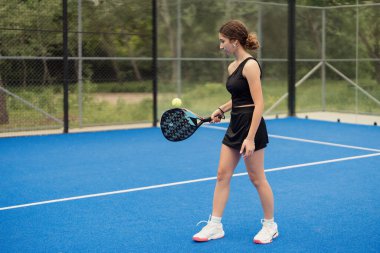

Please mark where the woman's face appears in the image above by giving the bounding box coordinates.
[219,33,236,55]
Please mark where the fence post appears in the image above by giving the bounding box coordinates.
[152,0,158,127]
[78,0,83,127]
[321,8,326,111]
[63,0,69,133]
[288,0,296,116]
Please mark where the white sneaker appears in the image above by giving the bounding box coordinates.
[192,218,225,242]
[253,219,279,244]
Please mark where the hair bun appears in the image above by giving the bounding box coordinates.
[246,33,260,51]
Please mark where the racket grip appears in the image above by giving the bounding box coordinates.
[203,117,212,122]
[203,115,222,122]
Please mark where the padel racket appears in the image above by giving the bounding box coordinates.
[160,108,215,142]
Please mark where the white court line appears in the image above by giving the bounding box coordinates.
[204,125,380,152]
[1,152,380,211]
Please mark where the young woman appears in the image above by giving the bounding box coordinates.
[192,20,278,244]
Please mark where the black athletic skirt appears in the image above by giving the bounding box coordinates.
[222,106,269,151]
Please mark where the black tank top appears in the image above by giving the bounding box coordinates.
[226,57,262,107]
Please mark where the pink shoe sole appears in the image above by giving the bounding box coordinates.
[253,232,278,244]
[193,235,224,242]
[193,237,209,242]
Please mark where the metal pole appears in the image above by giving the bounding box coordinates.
[326,62,380,106]
[321,8,326,111]
[152,0,158,127]
[264,62,322,116]
[288,0,296,116]
[257,4,262,63]
[0,86,63,124]
[78,0,83,127]
[355,0,359,114]
[63,0,69,133]
[176,0,182,97]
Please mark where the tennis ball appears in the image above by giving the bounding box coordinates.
[171,98,182,107]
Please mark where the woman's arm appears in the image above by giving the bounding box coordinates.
[219,100,232,114]
[241,59,264,157]
[211,100,232,122]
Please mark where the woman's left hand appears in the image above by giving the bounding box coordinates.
[240,139,255,159]
[210,109,223,123]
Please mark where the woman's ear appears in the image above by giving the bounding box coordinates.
[231,39,238,48]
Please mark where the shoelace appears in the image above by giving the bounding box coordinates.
[196,215,212,227]
[196,220,208,226]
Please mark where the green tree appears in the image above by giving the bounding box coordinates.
[298,0,380,84]
[359,6,380,83]
[79,0,151,82]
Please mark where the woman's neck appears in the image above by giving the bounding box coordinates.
[234,48,251,63]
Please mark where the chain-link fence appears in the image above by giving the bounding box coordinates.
[1,1,64,133]
[293,3,380,117]
[0,0,153,135]
[157,0,380,118]
[156,0,289,118]
[1,0,379,136]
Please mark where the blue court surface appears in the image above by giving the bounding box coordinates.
[1,118,379,252]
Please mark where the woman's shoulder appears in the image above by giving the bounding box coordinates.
[244,57,260,70]
[242,58,261,77]
[244,58,259,68]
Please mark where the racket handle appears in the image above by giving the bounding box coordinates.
[203,115,222,122]
[203,117,212,122]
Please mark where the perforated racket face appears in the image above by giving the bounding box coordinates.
[160,109,200,141]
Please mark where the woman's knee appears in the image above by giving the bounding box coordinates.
[217,168,233,182]
[248,173,267,188]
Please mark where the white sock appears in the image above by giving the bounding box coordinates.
[263,218,275,226]
[210,216,222,224]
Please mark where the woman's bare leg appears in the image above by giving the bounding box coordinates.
[212,144,241,217]
[244,149,274,219]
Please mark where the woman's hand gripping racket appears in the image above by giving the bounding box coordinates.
[160,108,221,142]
